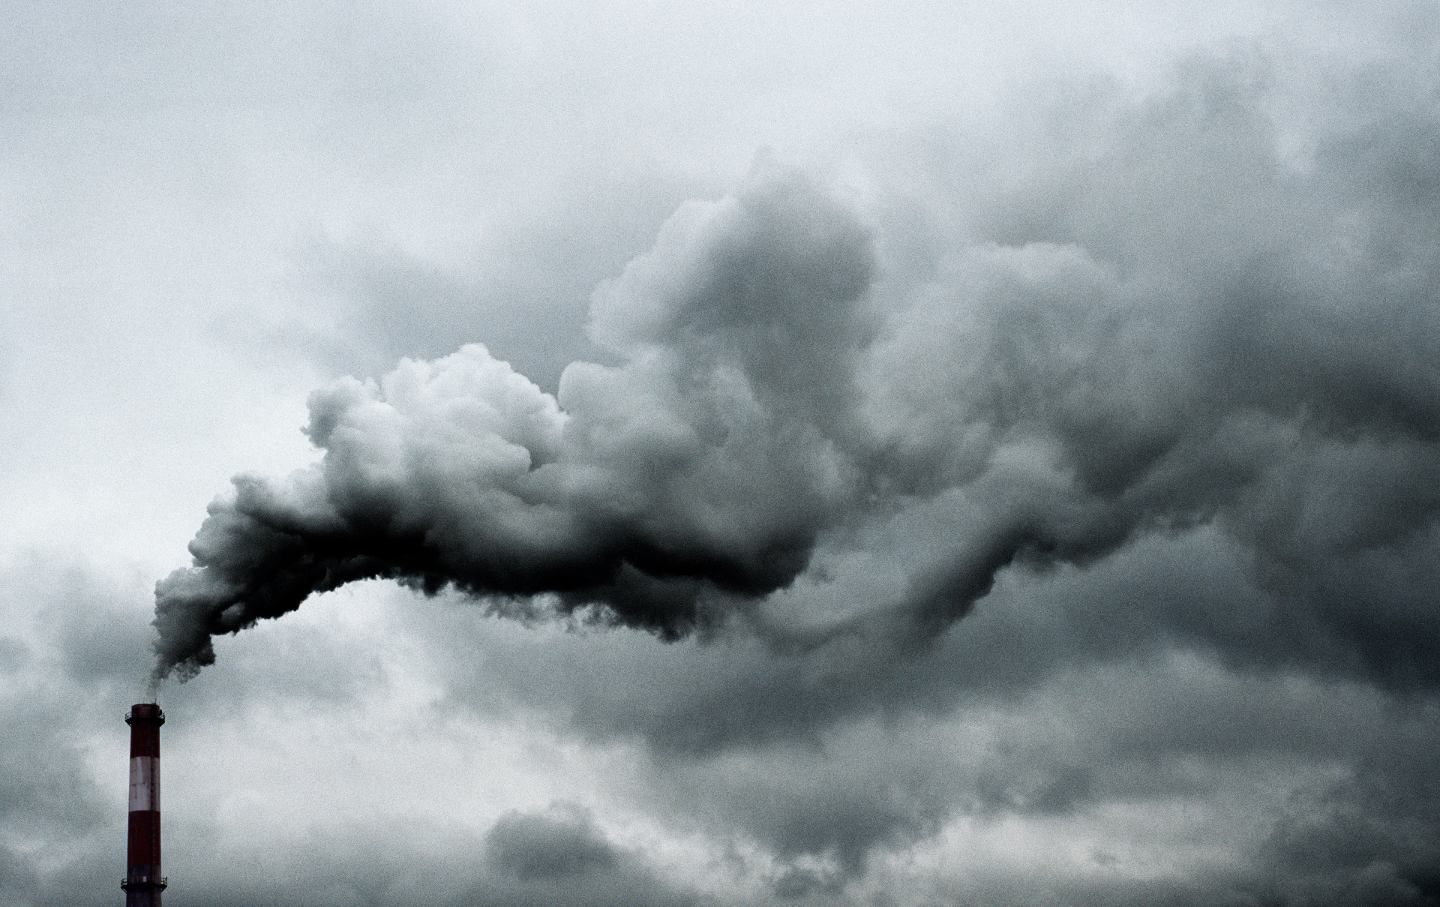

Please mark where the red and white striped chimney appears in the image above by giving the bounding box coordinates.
[124,703,166,906]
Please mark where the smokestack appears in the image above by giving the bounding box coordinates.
[123,703,166,906]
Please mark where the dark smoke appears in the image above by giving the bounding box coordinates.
[154,165,879,679]
[153,68,1440,684]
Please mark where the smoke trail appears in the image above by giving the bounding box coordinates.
[153,166,878,679]
[154,69,1440,685]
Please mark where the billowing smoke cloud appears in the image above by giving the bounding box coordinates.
[154,165,879,679]
[154,62,1440,685]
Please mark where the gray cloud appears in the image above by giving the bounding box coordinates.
[1264,771,1440,905]
[150,802,705,907]
[259,173,698,390]
[0,555,148,906]
[475,802,705,907]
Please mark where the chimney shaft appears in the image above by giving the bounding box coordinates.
[124,703,166,906]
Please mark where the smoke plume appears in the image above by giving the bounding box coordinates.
[154,71,1440,684]
[154,166,879,678]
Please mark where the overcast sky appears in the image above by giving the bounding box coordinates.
[3,2,1439,905]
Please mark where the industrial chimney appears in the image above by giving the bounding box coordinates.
[123,703,166,906]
